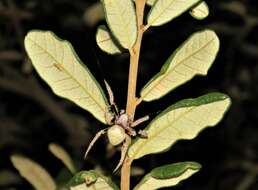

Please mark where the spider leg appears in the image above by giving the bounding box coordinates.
[104,80,119,114]
[104,80,114,105]
[131,115,150,127]
[138,130,148,138]
[84,129,107,159]
[113,134,131,173]
[105,108,115,125]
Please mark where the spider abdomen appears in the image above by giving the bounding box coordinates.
[107,125,126,146]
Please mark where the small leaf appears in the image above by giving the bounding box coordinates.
[24,30,109,124]
[101,0,137,49]
[10,155,56,190]
[96,25,122,55]
[48,143,77,174]
[134,162,201,190]
[140,30,219,102]
[190,1,209,20]
[147,0,200,27]
[128,93,231,160]
[66,170,119,190]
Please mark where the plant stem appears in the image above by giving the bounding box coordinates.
[122,0,146,190]
[126,0,146,118]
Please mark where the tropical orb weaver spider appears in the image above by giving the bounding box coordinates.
[84,81,149,172]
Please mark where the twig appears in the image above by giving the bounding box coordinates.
[122,0,146,190]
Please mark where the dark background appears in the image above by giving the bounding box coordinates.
[0,0,258,189]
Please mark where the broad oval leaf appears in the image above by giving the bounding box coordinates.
[134,162,201,190]
[10,155,56,190]
[101,0,137,49]
[66,170,118,190]
[96,25,122,55]
[24,30,108,124]
[128,93,231,160]
[147,0,200,27]
[49,143,76,174]
[190,1,209,20]
[140,30,219,102]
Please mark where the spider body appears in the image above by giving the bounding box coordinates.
[107,125,125,146]
[84,81,149,171]
[106,109,137,138]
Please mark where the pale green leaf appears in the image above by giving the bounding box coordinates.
[10,155,56,190]
[190,1,209,20]
[140,30,219,102]
[48,143,77,174]
[66,170,118,190]
[96,25,122,54]
[24,30,108,124]
[134,162,201,190]
[128,93,231,160]
[146,0,156,6]
[101,0,137,49]
[147,0,200,27]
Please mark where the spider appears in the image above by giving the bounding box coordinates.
[84,81,149,172]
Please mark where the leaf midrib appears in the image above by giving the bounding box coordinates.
[27,37,106,115]
[148,0,197,26]
[130,105,197,159]
[141,35,216,100]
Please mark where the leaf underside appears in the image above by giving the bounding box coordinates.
[96,25,122,54]
[128,93,231,160]
[67,170,118,190]
[24,30,108,124]
[101,0,137,49]
[146,0,156,6]
[140,30,220,102]
[48,143,76,174]
[134,162,201,190]
[10,155,56,190]
[190,1,209,20]
[147,0,200,26]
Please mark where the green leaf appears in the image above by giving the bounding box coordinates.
[128,93,231,160]
[24,30,109,124]
[140,30,219,102]
[66,170,119,190]
[48,143,77,174]
[190,1,209,20]
[146,0,156,6]
[10,155,56,190]
[147,0,200,27]
[101,0,137,49]
[134,162,200,190]
[134,162,201,190]
[96,25,122,55]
